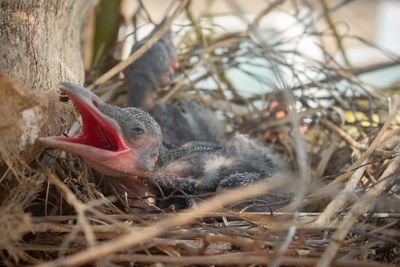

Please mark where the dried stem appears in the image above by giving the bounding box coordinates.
[37,177,286,267]
[88,0,189,89]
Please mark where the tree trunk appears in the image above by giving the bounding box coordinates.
[0,0,98,216]
[0,0,98,161]
[0,1,97,91]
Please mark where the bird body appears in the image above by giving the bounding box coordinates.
[40,83,289,213]
[150,101,226,149]
[125,18,178,108]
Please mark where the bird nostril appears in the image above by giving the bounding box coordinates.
[92,100,99,108]
[59,91,69,102]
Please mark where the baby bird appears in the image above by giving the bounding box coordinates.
[41,83,289,212]
[125,17,179,108]
[150,100,226,149]
[124,19,225,149]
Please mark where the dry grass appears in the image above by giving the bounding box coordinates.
[1,0,400,266]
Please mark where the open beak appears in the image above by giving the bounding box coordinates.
[40,83,132,174]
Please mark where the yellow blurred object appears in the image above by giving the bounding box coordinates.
[344,110,400,127]
[344,111,379,127]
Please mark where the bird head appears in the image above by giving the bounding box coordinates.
[125,18,179,108]
[40,83,162,177]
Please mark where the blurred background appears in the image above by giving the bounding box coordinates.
[88,0,400,79]
[87,0,400,100]
[81,1,400,177]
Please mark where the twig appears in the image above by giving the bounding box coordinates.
[109,253,395,267]
[17,245,79,253]
[315,97,400,267]
[316,148,400,267]
[43,169,97,248]
[88,0,189,89]
[252,0,285,27]
[30,211,400,223]
[315,135,340,179]
[160,58,207,102]
[319,0,351,67]
[320,118,367,150]
[36,177,287,267]
[160,35,249,103]
[270,225,297,267]
[249,107,324,134]
[315,160,367,225]
[248,61,399,97]
[310,95,398,199]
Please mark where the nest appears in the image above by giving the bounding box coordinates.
[1,1,400,266]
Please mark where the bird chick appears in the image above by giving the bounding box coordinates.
[125,17,178,108]
[124,18,225,149]
[150,100,226,149]
[41,83,289,212]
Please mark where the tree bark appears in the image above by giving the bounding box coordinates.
[0,0,98,161]
[0,0,98,215]
[0,0,97,91]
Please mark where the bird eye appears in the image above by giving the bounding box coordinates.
[132,127,144,136]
